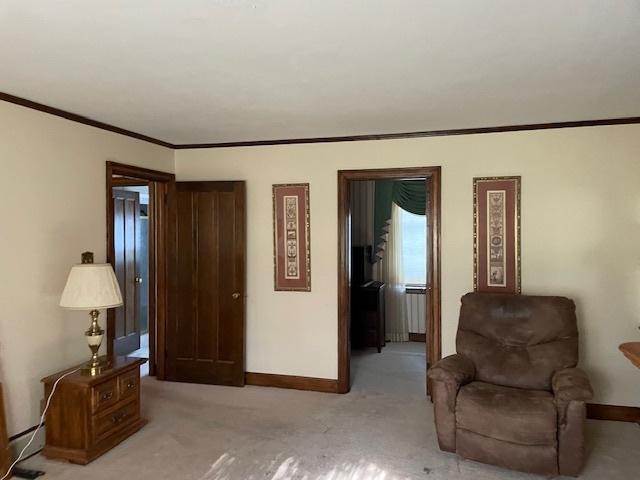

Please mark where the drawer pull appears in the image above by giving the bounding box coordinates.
[111,412,127,424]
[101,392,113,401]
[126,381,136,389]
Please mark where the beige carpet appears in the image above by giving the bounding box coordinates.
[22,342,640,479]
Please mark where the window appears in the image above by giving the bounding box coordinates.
[399,206,427,285]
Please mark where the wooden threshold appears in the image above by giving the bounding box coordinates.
[408,333,426,343]
[245,372,339,393]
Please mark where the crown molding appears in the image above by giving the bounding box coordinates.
[3,91,639,150]
[0,92,173,149]
[173,116,640,149]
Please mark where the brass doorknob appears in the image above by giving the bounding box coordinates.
[232,292,241,299]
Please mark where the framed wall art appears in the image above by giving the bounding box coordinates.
[473,176,521,294]
[273,183,311,291]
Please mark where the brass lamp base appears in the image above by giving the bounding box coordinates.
[84,309,107,376]
[81,356,111,376]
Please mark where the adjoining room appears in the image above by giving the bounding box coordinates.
[348,176,431,396]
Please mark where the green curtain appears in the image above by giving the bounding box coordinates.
[392,180,427,215]
[373,179,427,261]
[373,180,394,260]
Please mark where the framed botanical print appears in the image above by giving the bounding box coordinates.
[473,176,521,293]
[273,183,311,291]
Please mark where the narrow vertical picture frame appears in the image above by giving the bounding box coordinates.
[273,183,311,291]
[473,176,521,294]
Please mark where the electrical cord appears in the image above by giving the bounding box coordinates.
[1,368,81,480]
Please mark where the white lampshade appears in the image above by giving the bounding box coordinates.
[60,264,123,310]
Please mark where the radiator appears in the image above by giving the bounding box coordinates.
[406,290,427,334]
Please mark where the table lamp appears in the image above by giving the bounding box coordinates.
[59,252,123,375]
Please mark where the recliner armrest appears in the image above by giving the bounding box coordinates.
[428,354,475,453]
[428,354,475,386]
[552,368,593,403]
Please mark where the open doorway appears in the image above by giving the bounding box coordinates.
[337,167,441,395]
[349,179,429,392]
[106,162,175,379]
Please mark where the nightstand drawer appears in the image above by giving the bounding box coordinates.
[92,398,139,443]
[118,369,139,401]
[91,378,119,413]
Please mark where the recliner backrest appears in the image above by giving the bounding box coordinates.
[456,292,579,390]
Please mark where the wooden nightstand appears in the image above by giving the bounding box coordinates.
[41,357,147,464]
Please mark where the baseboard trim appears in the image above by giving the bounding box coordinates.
[408,333,426,342]
[245,372,339,393]
[8,424,41,443]
[586,403,640,423]
[6,423,46,468]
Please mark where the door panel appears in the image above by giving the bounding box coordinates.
[112,189,141,355]
[167,181,246,386]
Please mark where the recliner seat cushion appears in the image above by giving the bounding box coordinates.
[456,381,557,446]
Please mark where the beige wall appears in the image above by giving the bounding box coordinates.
[0,99,637,438]
[175,124,640,407]
[0,102,174,434]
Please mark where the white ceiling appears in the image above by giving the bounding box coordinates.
[1,0,638,145]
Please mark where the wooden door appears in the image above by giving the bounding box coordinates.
[166,181,246,386]
[112,189,142,355]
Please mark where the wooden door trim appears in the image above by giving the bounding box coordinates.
[111,177,150,187]
[337,166,442,394]
[108,162,174,183]
[0,384,9,478]
[106,162,175,379]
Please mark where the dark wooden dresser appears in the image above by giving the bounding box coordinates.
[41,357,146,464]
[352,280,386,352]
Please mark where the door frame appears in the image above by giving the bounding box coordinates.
[106,161,175,379]
[337,166,441,394]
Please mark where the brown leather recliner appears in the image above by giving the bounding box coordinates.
[428,293,593,476]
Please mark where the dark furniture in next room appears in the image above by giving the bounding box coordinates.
[351,246,386,352]
[353,281,386,352]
